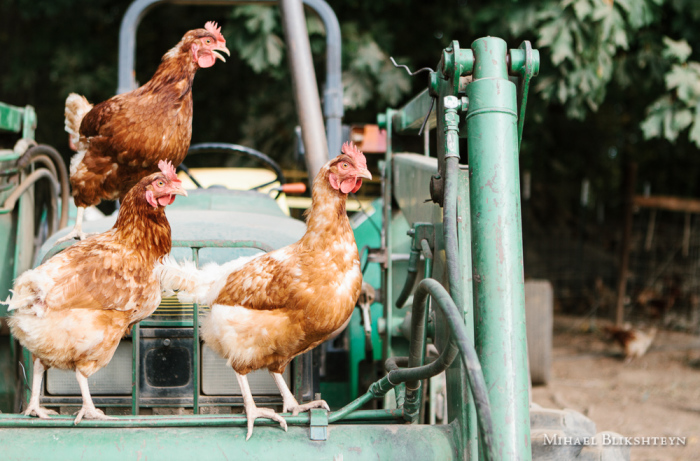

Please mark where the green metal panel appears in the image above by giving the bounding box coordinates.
[466,37,531,459]
[0,424,459,461]
[391,89,436,134]
[0,214,18,317]
[0,102,23,133]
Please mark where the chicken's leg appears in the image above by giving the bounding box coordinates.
[23,358,58,419]
[73,369,113,424]
[236,372,287,440]
[56,207,91,243]
[271,372,329,416]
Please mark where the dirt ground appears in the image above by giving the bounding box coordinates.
[531,315,700,461]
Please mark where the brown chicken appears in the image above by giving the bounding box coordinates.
[605,324,657,362]
[59,21,229,243]
[158,142,371,439]
[4,161,187,423]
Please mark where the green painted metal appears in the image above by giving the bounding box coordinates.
[0,424,458,461]
[309,408,328,440]
[508,41,540,148]
[192,247,201,415]
[455,167,478,459]
[391,89,436,134]
[466,37,532,459]
[131,323,140,416]
[0,102,23,133]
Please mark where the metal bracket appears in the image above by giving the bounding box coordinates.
[309,408,329,441]
[508,40,540,149]
[409,223,435,256]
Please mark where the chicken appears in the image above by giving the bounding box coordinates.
[59,21,229,243]
[605,324,657,362]
[157,142,371,439]
[3,161,187,423]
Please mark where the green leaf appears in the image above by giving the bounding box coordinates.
[342,71,372,109]
[662,36,692,63]
[265,34,284,67]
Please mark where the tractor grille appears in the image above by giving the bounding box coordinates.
[150,295,210,321]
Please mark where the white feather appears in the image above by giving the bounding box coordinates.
[155,254,261,305]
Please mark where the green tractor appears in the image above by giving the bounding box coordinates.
[0,1,629,459]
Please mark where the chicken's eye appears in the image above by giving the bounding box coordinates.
[342,163,349,169]
[205,38,212,44]
[157,180,165,187]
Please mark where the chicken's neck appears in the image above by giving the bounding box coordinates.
[113,194,172,263]
[301,170,353,248]
[141,52,198,99]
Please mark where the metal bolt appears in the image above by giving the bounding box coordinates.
[314,393,322,401]
[444,95,459,109]
[163,338,171,347]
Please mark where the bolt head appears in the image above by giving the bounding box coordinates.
[444,96,459,109]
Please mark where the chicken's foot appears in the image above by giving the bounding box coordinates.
[23,359,58,419]
[271,371,330,416]
[56,207,93,243]
[237,372,287,440]
[74,369,114,424]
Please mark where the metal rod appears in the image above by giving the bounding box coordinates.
[0,406,403,428]
[279,0,329,182]
[131,324,140,416]
[192,247,200,414]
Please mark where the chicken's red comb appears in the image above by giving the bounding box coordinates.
[341,142,367,170]
[158,160,179,182]
[205,21,225,43]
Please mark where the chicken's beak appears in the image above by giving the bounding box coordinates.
[357,168,372,180]
[212,45,231,63]
[170,183,188,197]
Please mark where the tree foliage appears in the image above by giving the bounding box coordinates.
[2,0,700,186]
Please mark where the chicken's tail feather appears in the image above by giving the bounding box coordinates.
[3,269,53,316]
[156,254,261,305]
[156,257,206,303]
[64,93,92,149]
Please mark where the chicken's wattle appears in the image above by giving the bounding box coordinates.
[159,195,176,206]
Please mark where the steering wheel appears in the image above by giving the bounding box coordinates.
[179,142,286,191]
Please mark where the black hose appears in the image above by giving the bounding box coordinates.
[395,248,419,308]
[17,145,70,229]
[413,279,496,461]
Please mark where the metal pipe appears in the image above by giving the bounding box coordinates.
[279,0,329,182]
[0,169,60,235]
[466,36,531,460]
[17,145,70,229]
[0,406,402,428]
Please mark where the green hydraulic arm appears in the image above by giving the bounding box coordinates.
[378,37,539,459]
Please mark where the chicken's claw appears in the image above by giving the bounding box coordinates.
[73,406,114,425]
[244,407,287,441]
[55,229,94,244]
[23,404,59,419]
[288,399,330,417]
